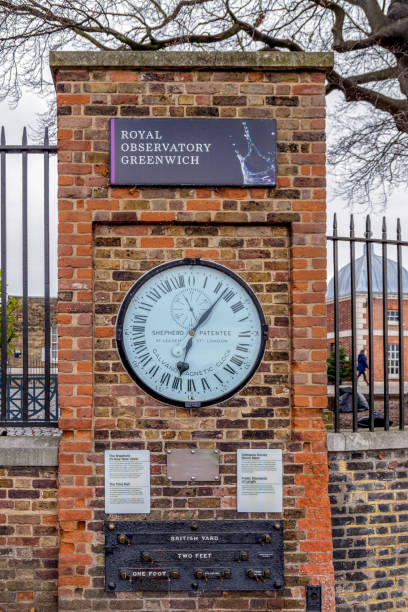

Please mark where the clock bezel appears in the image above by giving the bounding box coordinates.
[115,258,268,408]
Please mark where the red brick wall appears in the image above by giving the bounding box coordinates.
[327,299,352,335]
[0,466,58,611]
[52,52,335,611]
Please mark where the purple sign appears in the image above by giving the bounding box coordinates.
[109,118,276,187]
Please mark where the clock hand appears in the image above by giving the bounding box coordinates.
[192,290,225,332]
[176,290,225,376]
[177,338,193,376]
[184,296,196,320]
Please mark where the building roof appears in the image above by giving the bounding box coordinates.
[326,248,408,300]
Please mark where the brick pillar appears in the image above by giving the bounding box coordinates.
[51,50,335,611]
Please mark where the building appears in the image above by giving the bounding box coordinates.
[326,247,408,383]
[7,297,57,370]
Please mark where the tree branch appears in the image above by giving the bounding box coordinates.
[341,65,398,84]
[226,2,304,52]
[332,17,408,52]
[327,68,408,131]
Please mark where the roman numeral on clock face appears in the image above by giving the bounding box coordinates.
[239,330,251,338]
[223,290,235,303]
[149,365,159,377]
[139,353,152,366]
[223,364,236,375]
[134,314,147,324]
[187,379,196,393]
[237,344,249,353]
[201,378,210,391]
[231,355,243,367]
[160,372,171,386]
[172,376,182,391]
[231,301,244,313]
[147,288,161,302]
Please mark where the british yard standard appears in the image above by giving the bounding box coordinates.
[105,521,284,592]
[110,118,277,187]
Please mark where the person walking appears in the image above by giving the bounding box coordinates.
[357,349,369,384]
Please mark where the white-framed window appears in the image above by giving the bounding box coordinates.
[387,309,399,323]
[41,327,58,362]
[388,343,399,376]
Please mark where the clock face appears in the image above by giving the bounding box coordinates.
[116,259,268,408]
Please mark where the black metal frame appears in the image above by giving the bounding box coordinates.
[105,520,284,592]
[0,127,58,426]
[328,214,407,432]
[116,258,269,408]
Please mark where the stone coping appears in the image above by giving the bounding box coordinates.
[327,430,408,452]
[49,50,334,74]
[0,433,61,466]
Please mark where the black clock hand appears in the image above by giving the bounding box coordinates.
[177,337,193,376]
[192,290,225,332]
[177,290,225,376]
[184,296,196,320]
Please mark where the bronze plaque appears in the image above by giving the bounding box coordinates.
[166,449,219,482]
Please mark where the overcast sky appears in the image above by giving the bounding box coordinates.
[0,91,406,297]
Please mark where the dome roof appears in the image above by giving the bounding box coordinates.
[326,248,408,300]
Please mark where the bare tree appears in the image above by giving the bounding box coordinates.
[0,0,407,207]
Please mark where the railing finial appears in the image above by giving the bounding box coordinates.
[1,127,5,146]
[333,213,337,236]
[22,127,27,146]
[44,127,49,146]
[382,216,387,240]
[397,218,401,241]
[365,214,372,237]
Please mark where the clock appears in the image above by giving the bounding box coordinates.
[115,259,268,408]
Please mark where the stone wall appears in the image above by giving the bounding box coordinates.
[0,465,58,611]
[51,51,335,611]
[328,434,408,612]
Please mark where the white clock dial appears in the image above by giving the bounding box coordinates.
[116,259,268,408]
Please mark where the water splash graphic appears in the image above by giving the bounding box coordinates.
[232,122,276,185]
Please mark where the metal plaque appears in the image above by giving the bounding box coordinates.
[110,118,277,187]
[167,449,219,482]
[105,520,284,592]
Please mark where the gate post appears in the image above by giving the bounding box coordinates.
[51,50,335,611]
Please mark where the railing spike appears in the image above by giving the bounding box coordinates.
[1,126,5,146]
[44,127,49,146]
[350,214,354,236]
[22,127,27,146]
[397,218,401,241]
[366,214,371,234]
[333,213,337,235]
[382,216,387,239]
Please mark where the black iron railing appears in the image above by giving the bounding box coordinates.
[0,128,58,426]
[327,214,407,432]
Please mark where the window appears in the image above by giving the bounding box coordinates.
[41,327,58,362]
[388,343,399,376]
[387,309,399,322]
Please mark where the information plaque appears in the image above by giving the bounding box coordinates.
[237,449,282,513]
[110,118,277,187]
[105,450,150,514]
